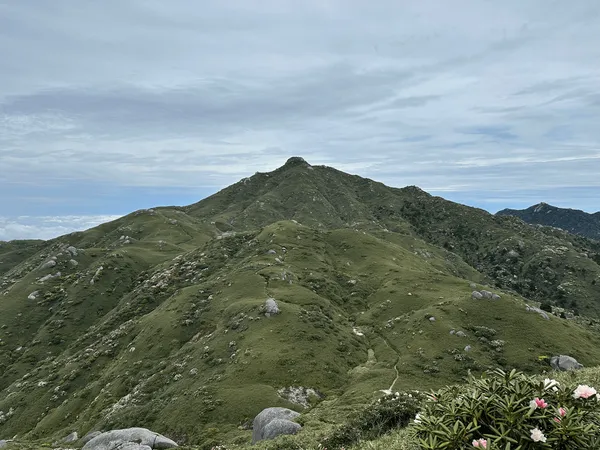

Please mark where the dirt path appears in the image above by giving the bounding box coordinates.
[378,333,401,393]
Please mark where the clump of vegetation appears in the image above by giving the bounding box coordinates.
[413,368,600,449]
[321,390,425,449]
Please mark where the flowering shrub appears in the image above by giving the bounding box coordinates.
[412,369,600,449]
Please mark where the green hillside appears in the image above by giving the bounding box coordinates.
[1,158,600,449]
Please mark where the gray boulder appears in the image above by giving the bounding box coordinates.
[264,298,280,317]
[480,290,494,299]
[81,431,103,445]
[491,294,501,300]
[471,291,483,300]
[0,440,8,449]
[63,431,79,443]
[550,355,583,371]
[525,305,550,320]
[82,428,177,450]
[67,246,78,256]
[252,407,301,443]
[40,260,57,270]
[262,419,301,441]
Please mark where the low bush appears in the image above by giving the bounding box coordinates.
[322,390,425,449]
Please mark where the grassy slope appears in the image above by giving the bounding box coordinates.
[1,158,600,448]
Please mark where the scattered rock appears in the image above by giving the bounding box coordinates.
[352,327,364,337]
[428,316,436,322]
[27,290,39,300]
[264,298,280,317]
[525,305,550,320]
[491,294,501,300]
[449,330,455,335]
[82,428,178,450]
[66,246,78,257]
[266,249,277,255]
[347,279,357,285]
[456,331,467,338]
[40,260,57,270]
[464,345,472,352]
[252,407,301,443]
[69,259,79,267]
[38,272,61,283]
[480,290,494,299]
[0,440,7,449]
[471,291,483,300]
[550,355,583,371]
[277,386,322,408]
[469,283,477,289]
[63,431,78,443]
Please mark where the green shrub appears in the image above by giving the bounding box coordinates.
[322,390,425,449]
[413,368,600,449]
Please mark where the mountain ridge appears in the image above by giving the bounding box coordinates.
[1,158,600,448]
[497,202,600,241]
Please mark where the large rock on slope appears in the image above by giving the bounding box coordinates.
[262,418,301,441]
[252,407,301,443]
[0,440,8,448]
[82,427,178,450]
[550,355,584,371]
[81,431,103,444]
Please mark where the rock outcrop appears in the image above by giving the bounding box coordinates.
[252,407,301,443]
[82,428,178,450]
[264,298,280,317]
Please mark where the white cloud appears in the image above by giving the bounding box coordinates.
[0,215,122,241]
[0,0,599,218]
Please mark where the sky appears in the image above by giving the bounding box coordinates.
[1,0,600,240]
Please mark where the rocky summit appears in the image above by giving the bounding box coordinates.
[1,159,600,448]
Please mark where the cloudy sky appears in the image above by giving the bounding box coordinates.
[2,0,600,240]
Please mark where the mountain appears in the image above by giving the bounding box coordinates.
[1,157,600,449]
[497,203,600,241]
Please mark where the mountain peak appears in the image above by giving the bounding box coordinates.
[284,156,310,167]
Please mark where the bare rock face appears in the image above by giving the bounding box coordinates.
[252,407,301,443]
[82,428,178,450]
[550,355,583,371]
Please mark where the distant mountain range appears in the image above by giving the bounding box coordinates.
[2,157,600,448]
[497,203,600,241]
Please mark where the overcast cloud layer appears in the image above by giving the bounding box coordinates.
[1,0,600,240]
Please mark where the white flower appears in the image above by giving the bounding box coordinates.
[414,413,422,424]
[530,427,547,443]
[543,378,559,392]
[573,385,597,399]
[529,399,538,409]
